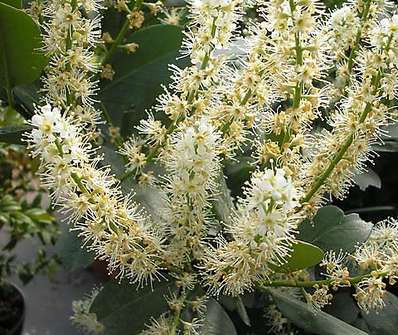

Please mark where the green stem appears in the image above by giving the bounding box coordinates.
[347,0,372,74]
[71,172,90,195]
[101,19,130,66]
[101,0,144,67]
[302,132,354,204]
[260,271,388,289]
[54,138,64,157]
[54,137,91,195]
[169,289,186,335]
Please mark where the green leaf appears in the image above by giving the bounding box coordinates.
[270,240,324,273]
[298,206,373,253]
[224,156,255,197]
[56,227,94,271]
[323,290,361,325]
[352,168,381,191]
[132,184,168,225]
[0,3,47,90]
[99,24,187,136]
[213,174,234,225]
[220,296,251,326]
[270,289,368,335]
[0,125,31,144]
[25,208,54,224]
[0,0,21,8]
[12,81,41,114]
[100,144,126,176]
[361,292,398,335]
[203,298,238,335]
[90,280,172,335]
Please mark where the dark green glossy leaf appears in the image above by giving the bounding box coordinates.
[352,168,381,191]
[90,280,172,335]
[270,289,368,335]
[211,174,234,230]
[203,298,238,335]
[56,228,94,271]
[224,156,255,197]
[373,124,398,152]
[0,0,21,8]
[100,144,126,176]
[220,296,251,326]
[270,241,324,273]
[13,81,41,114]
[0,3,46,89]
[0,125,31,144]
[323,290,361,325]
[298,206,373,253]
[99,24,187,136]
[361,292,398,335]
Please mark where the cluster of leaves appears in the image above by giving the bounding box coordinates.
[0,191,59,285]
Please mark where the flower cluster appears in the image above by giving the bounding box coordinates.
[302,218,398,313]
[138,0,243,160]
[302,14,398,210]
[161,118,221,267]
[353,218,398,311]
[28,105,165,285]
[41,0,102,132]
[141,273,207,335]
[249,0,332,179]
[203,168,301,295]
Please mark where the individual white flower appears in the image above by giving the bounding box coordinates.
[119,137,147,173]
[31,105,62,142]
[354,242,383,271]
[265,304,292,335]
[369,218,398,245]
[310,285,333,309]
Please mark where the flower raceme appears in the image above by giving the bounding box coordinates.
[161,118,222,266]
[41,0,103,134]
[27,0,398,328]
[28,105,165,285]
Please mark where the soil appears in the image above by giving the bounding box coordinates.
[0,283,24,335]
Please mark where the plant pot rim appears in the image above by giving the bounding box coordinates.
[1,281,25,335]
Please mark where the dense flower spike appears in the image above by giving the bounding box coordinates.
[161,118,221,266]
[28,105,165,285]
[250,0,333,179]
[302,13,398,210]
[41,0,102,131]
